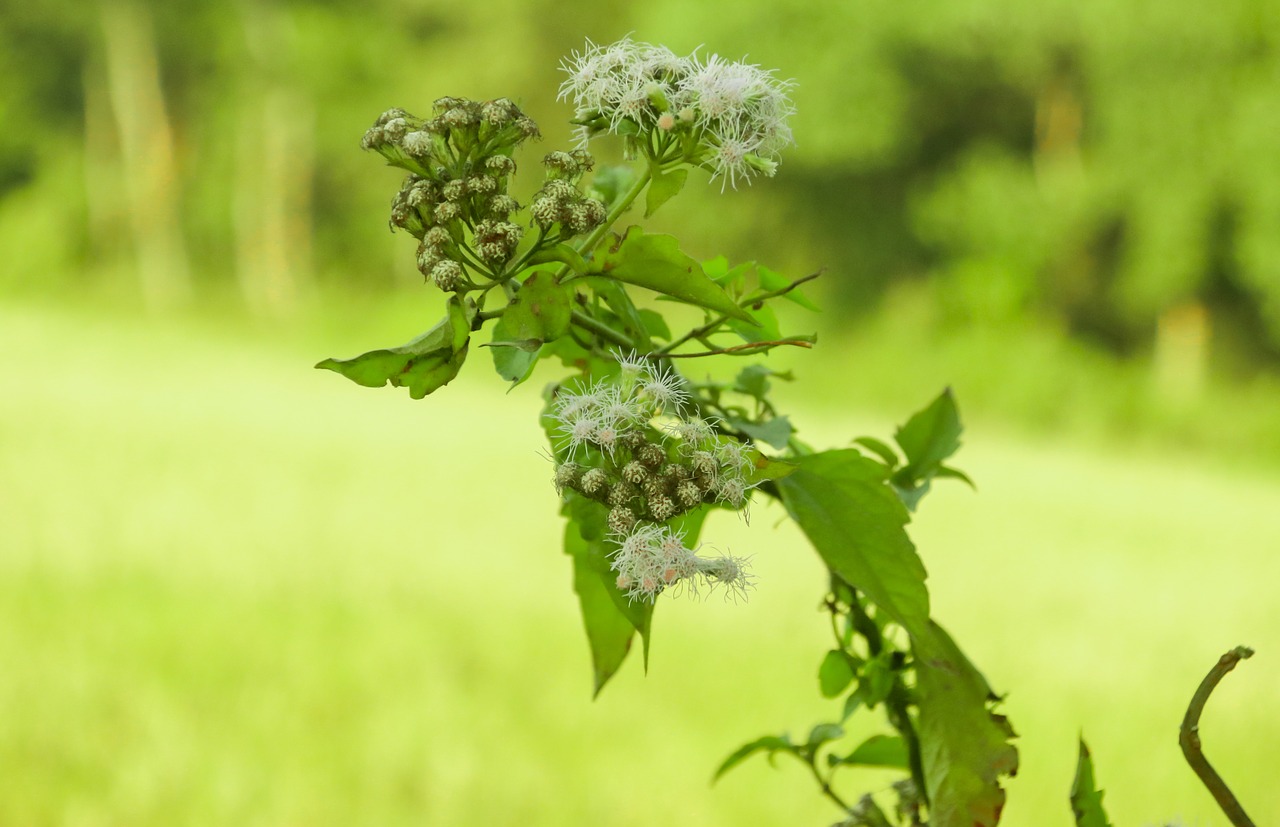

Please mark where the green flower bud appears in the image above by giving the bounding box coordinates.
[608,506,636,534]
[608,480,638,508]
[648,494,675,523]
[622,461,648,485]
[554,462,580,493]
[580,467,608,496]
[676,480,702,509]
[430,260,463,291]
[637,444,665,468]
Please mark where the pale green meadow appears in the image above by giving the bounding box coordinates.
[2,301,1277,826]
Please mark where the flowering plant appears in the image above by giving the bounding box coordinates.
[318,37,1255,827]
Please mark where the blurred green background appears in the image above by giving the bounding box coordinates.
[3,1,1279,825]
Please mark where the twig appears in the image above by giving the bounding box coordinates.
[1179,645,1256,827]
[656,269,824,355]
[650,339,814,359]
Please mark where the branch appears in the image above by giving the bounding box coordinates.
[656,269,823,355]
[651,339,814,359]
[1179,645,1256,827]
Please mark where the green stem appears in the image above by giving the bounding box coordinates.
[573,166,653,263]
[1180,646,1256,827]
[569,309,634,350]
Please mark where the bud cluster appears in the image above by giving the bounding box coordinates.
[362,100,540,287]
[549,353,757,603]
[530,150,607,236]
[558,38,795,189]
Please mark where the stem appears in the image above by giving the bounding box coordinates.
[572,165,652,263]
[804,757,853,813]
[657,270,823,355]
[1180,646,1256,827]
[569,309,634,350]
[656,339,814,359]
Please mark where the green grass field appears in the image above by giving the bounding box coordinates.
[2,301,1278,826]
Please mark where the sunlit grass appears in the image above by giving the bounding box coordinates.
[2,302,1277,826]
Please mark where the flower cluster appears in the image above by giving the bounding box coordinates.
[609,523,752,603]
[550,353,757,602]
[362,100,539,286]
[558,38,795,189]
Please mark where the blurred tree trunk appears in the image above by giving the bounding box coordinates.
[234,0,314,317]
[99,0,192,310]
[82,53,127,275]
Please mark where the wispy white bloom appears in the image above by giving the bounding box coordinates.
[610,523,752,603]
[558,38,793,188]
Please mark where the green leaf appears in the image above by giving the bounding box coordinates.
[913,621,1019,827]
[565,493,653,668]
[734,364,774,399]
[727,303,781,343]
[582,277,654,351]
[894,388,963,484]
[727,415,793,450]
[758,264,820,311]
[819,650,856,698]
[638,309,671,341]
[806,723,845,749]
[714,734,797,782]
[1070,739,1114,827]
[487,271,571,387]
[315,297,473,399]
[935,464,977,490]
[595,227,754,323]
[840,693,863,723]
[829,734,910,769]
[568,529,635,697]
[562,494,654,693]
[858,651,896,708]
[853,436,900,469]
[487,316,540,386]
[777,450,930,636]
[587,164,638,211]
[509,270,572,341]
[645,167,688,217]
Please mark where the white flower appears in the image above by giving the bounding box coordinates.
[610,523,753,603]
[639,363,688,414]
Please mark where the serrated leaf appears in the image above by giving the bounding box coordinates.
[315,297,473,399]
[819,650,856,698]
[714,735,796,782]
[645,167,688,217]
[487,271,571,387]
[914,621,1019,827]
[1070,739,1114,827]
[853,436,900,469]
[758,264,820,311]
[595,227,754,323]
[830,734,910,769]
[894,388,963,484]
[777,450,930,636]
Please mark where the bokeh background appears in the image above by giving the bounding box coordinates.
[3,1,1279,825]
